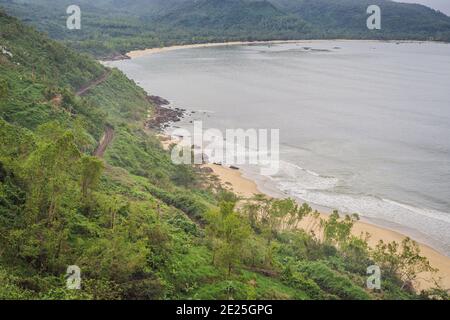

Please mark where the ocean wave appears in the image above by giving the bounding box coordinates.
[382,198,450,224]
[268,160,339,190]
[271,179,450,254]
[259,159,450,254]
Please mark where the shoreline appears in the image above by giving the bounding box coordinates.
[201,162,450,291]
[127,40,307,59]
[124,39,440,59]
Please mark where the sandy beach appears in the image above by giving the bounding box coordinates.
[127,40,311,58]
[126,40,430,59]
[201,162,450,291]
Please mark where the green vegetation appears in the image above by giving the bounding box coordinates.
[1,0,450,58]
[0,10,448,300]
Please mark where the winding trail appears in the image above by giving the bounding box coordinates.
[74,69,115,157]
[76,69,112,96]
[94,126,114,158]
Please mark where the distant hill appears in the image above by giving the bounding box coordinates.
[158,0,284,29]
[153,0,312,39]
[270,0,450,36]
[1,0,450,57]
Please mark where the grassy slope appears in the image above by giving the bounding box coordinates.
[0,10,315,300]
[1,10,441,300]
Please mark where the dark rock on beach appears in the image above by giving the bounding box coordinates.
[147,95,170,106]
[145,95,185,131]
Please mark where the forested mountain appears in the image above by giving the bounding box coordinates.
[153,0,312,41]
[158,0,288,29]
[270,0,450,37]
[1,10,447,299]
[0,0,450,58]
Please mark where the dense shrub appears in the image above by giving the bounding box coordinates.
[296,261,371,300]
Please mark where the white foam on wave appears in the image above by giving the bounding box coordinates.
[245,154,450,254]
[266,160,339,190]
[267,165,450,255]
[382,198,450,224]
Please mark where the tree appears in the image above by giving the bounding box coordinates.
[6,124,83,271]
[79,155,104,200]
[206,201,251,276]
[288,203,313,229]
[242,197,311,266]
[218,209,251,276]
[373,237,437,290]
[320,211,359,248]
[24,130,81,223]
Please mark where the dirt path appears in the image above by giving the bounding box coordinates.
[76,70,114,157]
[76,70,112,96]
[94,126,114,158]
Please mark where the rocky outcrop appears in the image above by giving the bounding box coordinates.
[145,95,186,131]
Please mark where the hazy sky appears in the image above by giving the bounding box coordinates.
[394,0,450,15]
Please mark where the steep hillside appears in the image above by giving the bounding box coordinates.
[0,10,446,300]
[0,10,213,299]
[0,10,106,136]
